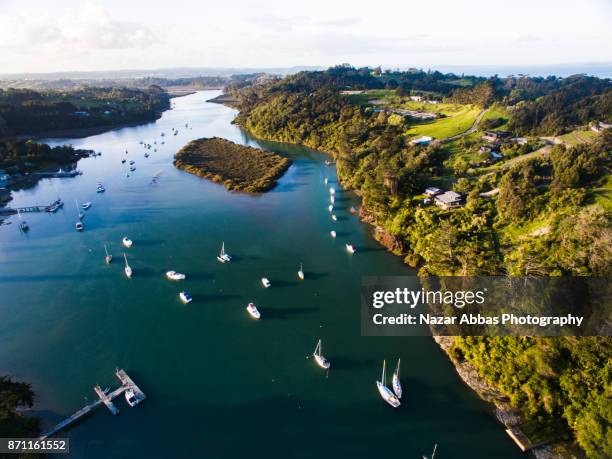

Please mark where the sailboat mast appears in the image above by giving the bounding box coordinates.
[382,360,386,385]
[124,253,129,267]
[397,358,401,376]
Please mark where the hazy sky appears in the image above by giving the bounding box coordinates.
[0,0,611,73]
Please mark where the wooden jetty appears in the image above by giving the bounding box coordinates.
[40,368,145,439]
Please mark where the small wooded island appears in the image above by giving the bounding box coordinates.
[174,137,292,192]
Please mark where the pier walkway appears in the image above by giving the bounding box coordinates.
[40,368,145,439]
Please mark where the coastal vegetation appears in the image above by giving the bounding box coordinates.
[0,375,40,455]
[0,139,91,172]
[174,137,291,193]
[226,65,612,457]
[0,85,170,136]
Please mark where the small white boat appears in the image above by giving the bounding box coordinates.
[261,277,271,288]
[121,159,126,164]
[298,263,305,280]
[246,302,261,319]
[123,253,133,278]
[161,132,165,137]
[330,230,337,238]
[330,196,335,204]
[124,388,140,407]
[122,237,133,248]
[331,214,337,221]
[96,185,105,193]
[104,243,113,264]
[129,160,135,165]
[324,178,328,185]
[376,360,401,408]
[179,291,192,303]
[346,244,356,254]
[75,221,84,231]
[392,358,402,398]
[166,271,186,281]
[144,153,149,158]
[216,242,231,263]
[329,187,335,195]
[17,210,28,232]
[130,166,136,172]
[313,339,330,369]
[82,202,92,210]
[328,205,333,212]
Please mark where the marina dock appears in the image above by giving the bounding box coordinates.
[40,368,145,439]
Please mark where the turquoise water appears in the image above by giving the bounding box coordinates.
[0,91,522,458]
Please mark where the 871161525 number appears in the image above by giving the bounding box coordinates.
[0,438,69,454]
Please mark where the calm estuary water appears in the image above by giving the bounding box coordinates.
[0,91,522,458]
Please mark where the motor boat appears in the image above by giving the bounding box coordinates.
[75,221,84,231]
[261,278,271,288]
[122,237,133,248]
[346,244,356,254]
[330,230,337,238]
[166,271,186,281]
[82,202,92,210]
[246,302,261,319]
[179,291,193,304]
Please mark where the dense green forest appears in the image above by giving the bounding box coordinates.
[0,375,40,458]
[0,85,170,136]
[228,66,611,457]
[0,139,90,171]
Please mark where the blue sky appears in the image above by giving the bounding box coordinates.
[0,0,611,73]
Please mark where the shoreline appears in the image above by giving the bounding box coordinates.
[225,101,568,457]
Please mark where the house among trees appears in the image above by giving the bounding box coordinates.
[434,191,463,209]
[591,121,612,133]
[482,130,512,142]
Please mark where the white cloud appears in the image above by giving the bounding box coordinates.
[0,2,159,52]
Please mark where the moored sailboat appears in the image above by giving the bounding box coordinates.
[124,253,133,278]
[298,263,305,280]
[376,360,401,408]
[392,358,402,398]
[217,242,232,262]
[104,243,113,264]
[313,339,330,369]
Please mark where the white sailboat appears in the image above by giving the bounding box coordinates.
[324,178,328,185]
[329,187,335,195]
[122,237,133,248]
[330,230,337,238]
[330,196,335,204]
[246,302,261,319]
[217,242,231,262]
[328,204,333,212]
[376,360,401,408]
[298,263,305,280]
[392,358,402,398]
[104,243,113,264]
[331,214,337,221]
[17,209,28,232]
[313,339,330,369]
[261,277,271,288]
[346,244,356,254]
[124,253,133,278]
[166,270,186,280]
